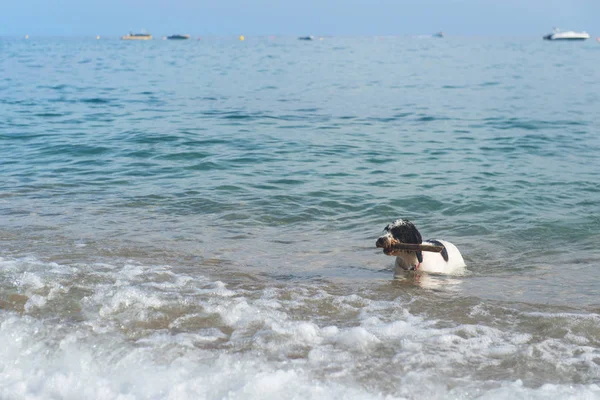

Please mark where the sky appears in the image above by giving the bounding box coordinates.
[2,0,599,37]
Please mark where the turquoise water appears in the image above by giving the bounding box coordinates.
[1,37,600,399]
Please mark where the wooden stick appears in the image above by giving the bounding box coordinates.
[383,243,444,253]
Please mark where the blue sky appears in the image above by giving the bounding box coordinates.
[2,0,598,37]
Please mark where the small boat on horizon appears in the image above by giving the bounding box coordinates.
[543,28,589,41]
[167,34,190,40]
[432,31,445,38]
[298,36,315,41]
[122,32,152,40]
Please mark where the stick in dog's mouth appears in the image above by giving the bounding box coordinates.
[376,241,444,255]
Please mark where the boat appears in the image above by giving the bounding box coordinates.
[298,36,315,41]
[432,31,445,38]
[121,32,152,40]
[543,28,589,41]
[167,34,190,40]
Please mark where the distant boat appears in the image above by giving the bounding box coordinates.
[432,32,445,38]
[298,36,315,41]
[167,34,190,40]
[543,28,589,41]
[122,32,152,40]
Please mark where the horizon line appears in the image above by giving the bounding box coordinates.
[0,33,573,39]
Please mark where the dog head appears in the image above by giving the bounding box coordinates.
[376,219,423,269]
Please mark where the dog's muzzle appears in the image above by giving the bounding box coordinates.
[375,236,391,248]
[376,234,400,255]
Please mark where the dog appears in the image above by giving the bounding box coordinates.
[376,219,465,274]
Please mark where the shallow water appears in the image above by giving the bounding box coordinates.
[1,36,600,399]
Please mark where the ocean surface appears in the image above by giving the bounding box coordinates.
[1,36,600,399]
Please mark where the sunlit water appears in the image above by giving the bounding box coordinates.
[1,36,600,399]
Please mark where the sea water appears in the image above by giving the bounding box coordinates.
[1,36,600,399]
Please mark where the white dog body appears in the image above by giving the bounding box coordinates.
[393,239,465,274]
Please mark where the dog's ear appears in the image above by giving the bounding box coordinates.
[408,223,422,244]
[427,239,449,262]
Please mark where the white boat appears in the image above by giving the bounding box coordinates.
[543,28,589,41]
[122,31,152,40]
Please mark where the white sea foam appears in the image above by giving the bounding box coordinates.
[1,256,599,399]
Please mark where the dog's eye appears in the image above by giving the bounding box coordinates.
[390,225,404,234]
[390,227,404,236]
